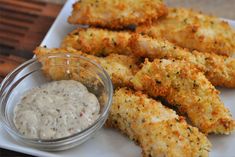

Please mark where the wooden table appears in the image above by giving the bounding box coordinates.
[0,0,62,156]
[0,0,62,81]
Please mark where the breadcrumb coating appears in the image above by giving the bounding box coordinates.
[62,27,235,88]
[68,0,167,29]
[136,8,235,56]
[34,47,139,87]
[129,34,235,88]
[61,27,132,56]
[131,59,235,134]
[106,88,211,157]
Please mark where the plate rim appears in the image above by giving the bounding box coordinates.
[1,0,235,156]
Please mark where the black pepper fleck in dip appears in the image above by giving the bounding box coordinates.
[13,80,100,139]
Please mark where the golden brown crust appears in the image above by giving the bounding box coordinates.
[129,34,235,88]
[136,8,235,56]
[68,0,167,29]
[61,27,132,56]
[34,47,139,87]
[33,47,84,80]
[98,54,139,87]
[131,59,235,134]
[107,88,211,157]
[62,27,235,88]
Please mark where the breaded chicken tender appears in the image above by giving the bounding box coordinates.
[61,27,132,56]
[129,34,235,88]
[68,0,167,29]
[136,8,235,56]
[106,88,211,157]
[131,59,235,134]
[34,47,139,87]
[62,27,235,88]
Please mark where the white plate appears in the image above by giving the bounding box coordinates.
[0,0,235,156]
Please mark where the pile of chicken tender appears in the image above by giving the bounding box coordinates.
[34,0,235,157]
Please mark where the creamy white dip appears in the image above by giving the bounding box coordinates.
[13,80,100,139]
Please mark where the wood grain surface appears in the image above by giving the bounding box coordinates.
[0,0,62,156]
[0,0,62,82]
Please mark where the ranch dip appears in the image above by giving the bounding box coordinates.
[13,80,100,139]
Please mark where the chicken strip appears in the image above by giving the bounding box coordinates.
[106,88,211,157]
[61,27,132,56]
[34,47,139,87]
[68,0,167,29]
[129,34,235,88]
[131,59,235,134]
[63,27,235,88]
[136,8,235,56]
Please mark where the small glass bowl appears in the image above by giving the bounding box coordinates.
[0,53,113,151]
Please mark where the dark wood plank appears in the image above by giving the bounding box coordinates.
[0,15,33,28]
[0,0,62,156]
[0,0,61,17]
[1,0,45,9]
[0,37,19,47]
[0,28,23,41]
[0,7,36,23]
[0,0,62,52]
[0,55,24,76]
[15,16,56,51]
[0,0,42,15]
[42,3,62,17]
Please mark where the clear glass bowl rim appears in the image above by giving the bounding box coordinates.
[0,53,113,143]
